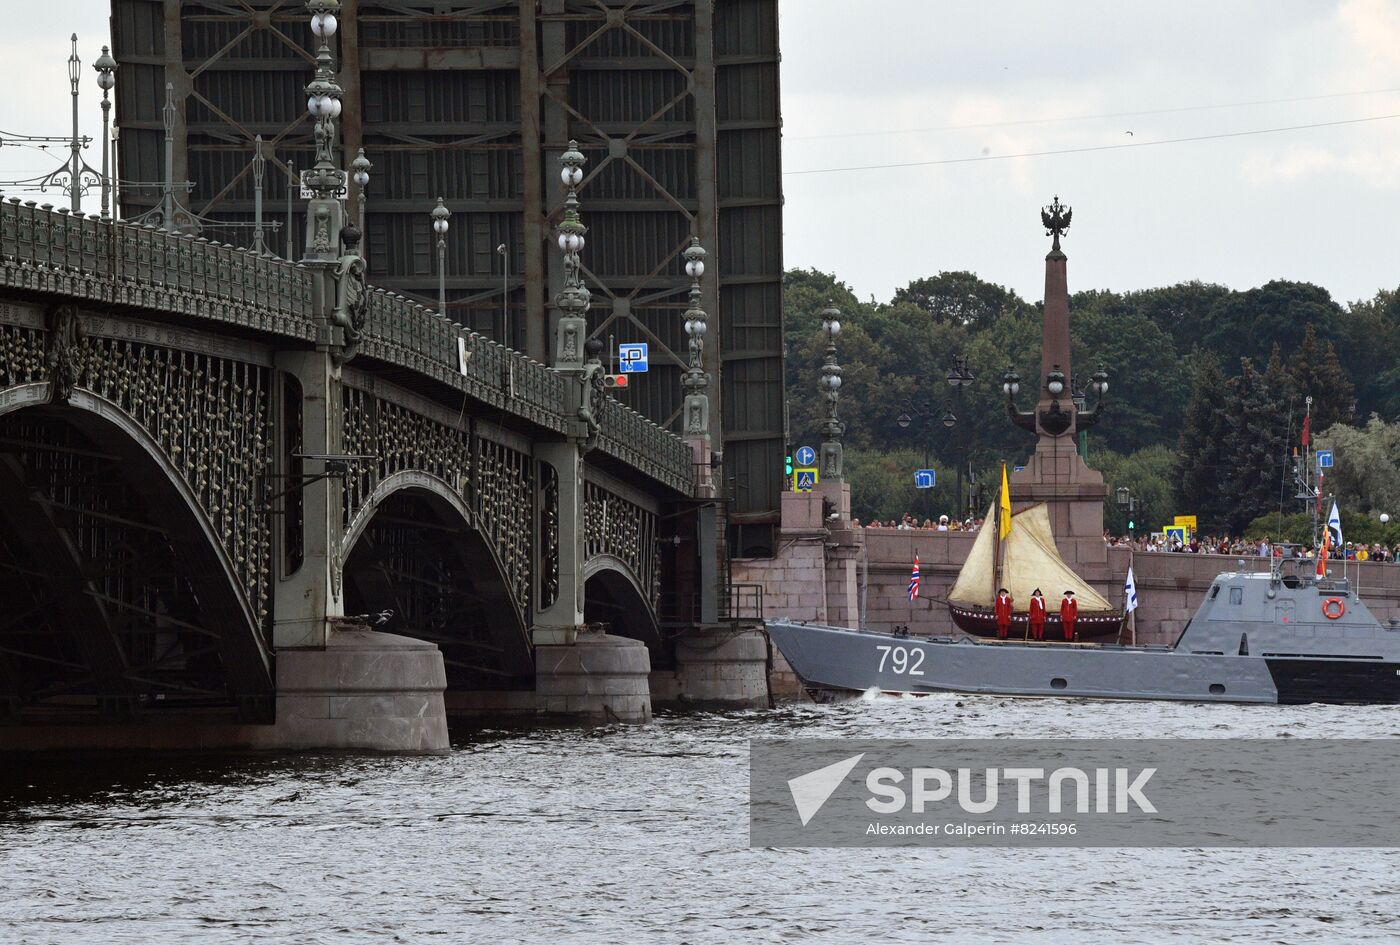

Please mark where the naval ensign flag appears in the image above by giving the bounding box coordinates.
[1124,565,1139,613]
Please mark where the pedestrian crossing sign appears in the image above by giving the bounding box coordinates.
[793,467,818,492]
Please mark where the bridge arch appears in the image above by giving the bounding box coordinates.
[340,471,534,694]
[0,390,273,717]
[584,554,662,655]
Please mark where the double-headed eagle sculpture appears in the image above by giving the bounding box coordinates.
[1041,195,1071,252]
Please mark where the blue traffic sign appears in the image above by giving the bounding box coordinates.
[794,469,818,491]
[1317,450,1334,469]
[795,445,816,467]
[618,343,649,373]
[914,469,936,490]
[1014,465,1026,473]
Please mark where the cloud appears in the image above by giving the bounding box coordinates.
[1336,0,1400,82]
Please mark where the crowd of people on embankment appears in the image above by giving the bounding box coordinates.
[1104,532,1399,562]
[846,513,1400,563]
[853,514,983,531]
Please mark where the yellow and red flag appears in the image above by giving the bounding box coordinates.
[999,463,1012,540]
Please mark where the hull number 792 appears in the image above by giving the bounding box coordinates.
[876,644,925,676]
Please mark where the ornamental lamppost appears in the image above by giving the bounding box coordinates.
[553,140,591,372]
[818,301,845,481]
[351,148,371,245]
[431,197,451,315]
[302,0,346,263]
[946,353,975,519]
[251,135,269,254]
[93,45,116,217]
[896,394,956,520]
[66,36,85,213]
[680,237,710,437]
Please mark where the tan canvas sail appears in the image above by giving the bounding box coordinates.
[948,503,1112,612]
[945,511,997,607]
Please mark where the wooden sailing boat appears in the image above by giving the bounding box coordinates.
[947,500,1125,641]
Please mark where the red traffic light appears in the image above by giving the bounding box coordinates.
[604,374,629,388]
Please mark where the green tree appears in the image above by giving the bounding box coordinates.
[1317,415,1400,518]
[1335,287,1400,420]
[1069,296,1193,455]
[1096,445,1177,535]
[844,449,957,524]
[893,271,1025,330]
[1242,511,1314,545]
[1201,280,1342,370]
[1112,281,1233,354]
[1217,357,1292,533]
[1175,354,1230,530]
[1289,322,1355,431]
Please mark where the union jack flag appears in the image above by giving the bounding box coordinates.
[908,554,921,601]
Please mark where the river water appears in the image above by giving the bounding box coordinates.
[3,695,1399,944]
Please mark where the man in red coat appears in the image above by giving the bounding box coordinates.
[1060,590,1078,642]
[994,588,1013,640]
[1028,588,1047,641]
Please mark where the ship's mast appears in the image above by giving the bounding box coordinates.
[992,500,1002,604]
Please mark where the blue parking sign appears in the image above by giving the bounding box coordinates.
[618,343,649,373]
[914,469,936,489]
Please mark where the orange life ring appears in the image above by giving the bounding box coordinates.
[1322,598,1345,619]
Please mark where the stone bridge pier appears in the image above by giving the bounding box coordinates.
[0,201,766,754]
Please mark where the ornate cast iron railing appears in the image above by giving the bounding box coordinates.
[0,200,696,494]
[0,198,317,339]
[598,401,696,495]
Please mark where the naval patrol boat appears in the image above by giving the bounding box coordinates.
[766,553,1400,705]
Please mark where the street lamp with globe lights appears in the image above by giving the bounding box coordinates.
[93,45,117,217]
[431,198,451,316]
[351,148,371,245]
[895,393,958,520]
[301,0,347,263]
[552,141,592,372]
[680,237,711,442]
[818,302,845,481]
[945,354,975,519]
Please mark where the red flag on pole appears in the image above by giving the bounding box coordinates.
[1301,414,1311,448]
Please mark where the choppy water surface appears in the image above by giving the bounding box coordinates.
[3,696,1400,944]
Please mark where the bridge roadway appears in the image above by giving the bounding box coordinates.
[0,200,766,752]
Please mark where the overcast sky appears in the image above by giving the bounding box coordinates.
[4,1,1399,305]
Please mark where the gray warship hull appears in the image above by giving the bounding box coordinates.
[766,567,1400,705]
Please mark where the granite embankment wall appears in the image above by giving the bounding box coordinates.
[737,520,1400,647]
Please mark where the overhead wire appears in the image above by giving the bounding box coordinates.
[789,86,1400,140]
[784,112,1400,176]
